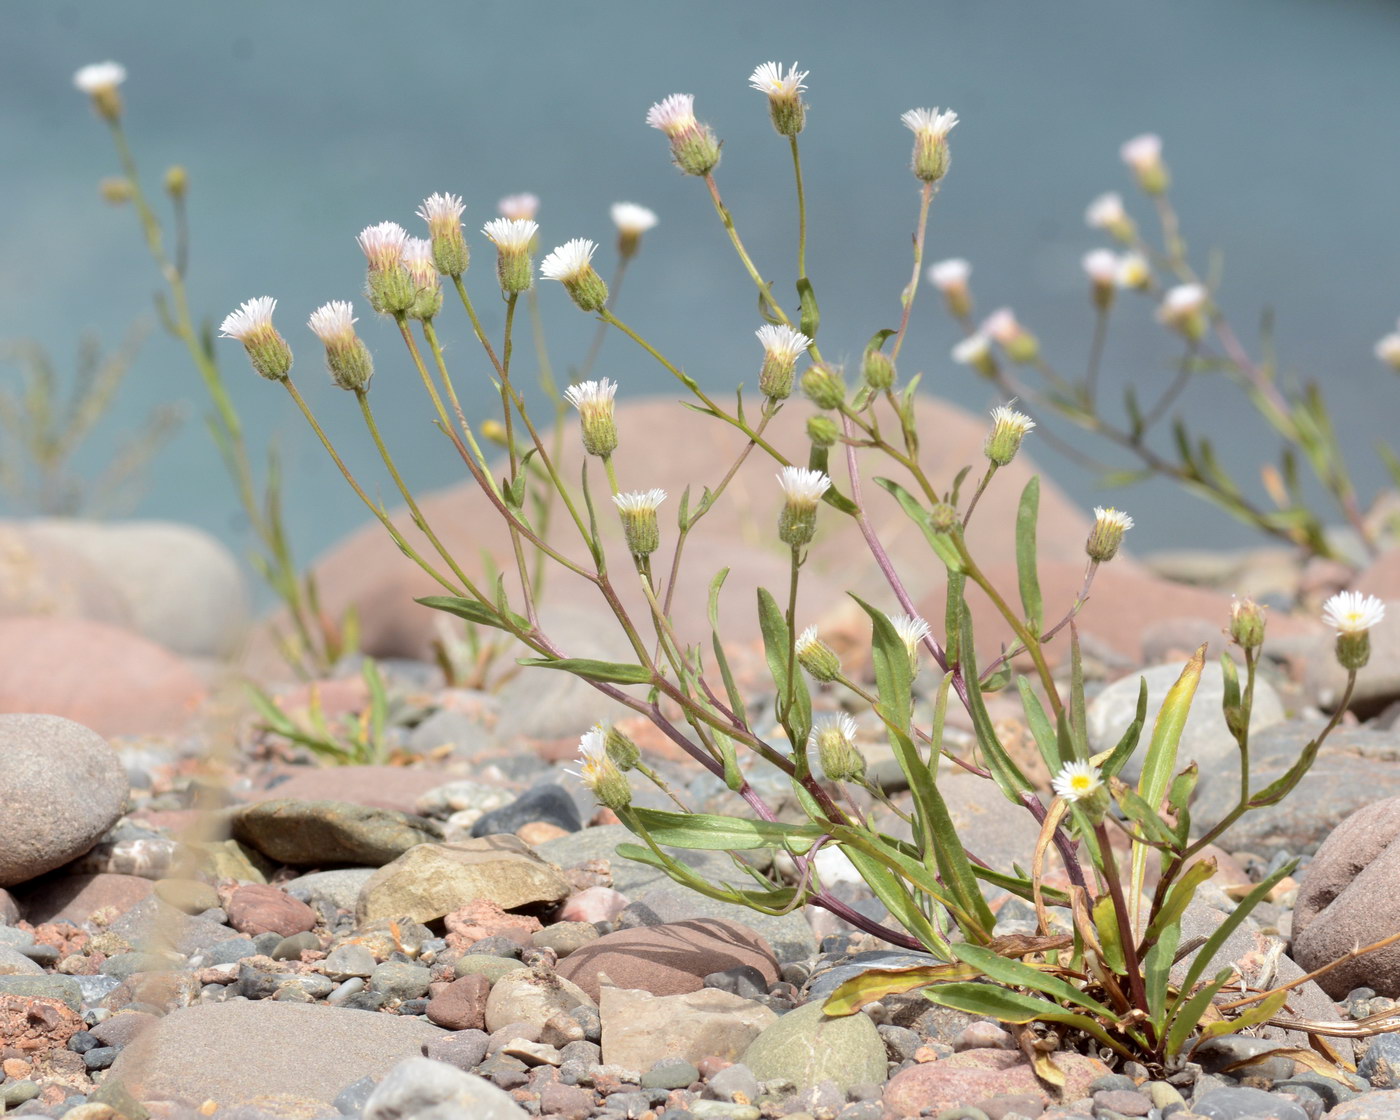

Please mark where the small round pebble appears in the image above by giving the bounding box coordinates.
[641,1057,699,1090]
[82,1046,119,1071]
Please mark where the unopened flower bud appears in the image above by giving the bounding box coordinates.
[901,107,958,183]
[1157,283,1209,341]
[1121,133,1169,195]
[357,221,415,314]
[776,467,831,548]
[597,722,641,770]
[1086,506,1134,563]
[985,404,1035,467]
[862,346,896,391]
[812,714,865,783]
[481,419,508,445]
[929,502,958,533]
[563,378,619,458]
[73,61,126,122]
[163,165,188,199]
[308,301,373,392]
[749,61,808,137]
[404,237,443,321]
[99,177,133,205]
[417,192,469,277]
[611,202,658,260]
[889,613,932,675]
[1085,192,1136,243]
[1082,249,1119,311]
[614,489,666,557]
[983,309,1039,364]
[541,239,609,312]
[806,415,838,448]
[219,296,292,381]
[756,325,812,401]
[646,93,722,177]
[482,218,538,295]
[1375,332,1400,373]
[928,258,973,319]
[1323,591,1386,673]
[573,727,632,811]
[1229,596,1267,652]
[795,625,841,682]
[801,365,845,411]
[952,333,997,377]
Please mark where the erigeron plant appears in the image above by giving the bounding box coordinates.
[215,61,1396,1072]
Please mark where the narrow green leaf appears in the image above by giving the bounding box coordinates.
[797,277,820,338]
[1112,781,1182,849]
[517,657,653,684]
[1166,968,1234,1056]
[958,608,1033,802]
[417,595,521,632]
[1143,924,1181,1024]
[1195,989,1289,1047]
[620,807,825,852]
[922,984,1131,1056]
[1092,895,1127,973]
[852,594,913,732]
[1015,477,1043,634]
[1177,861,1297,999]
[707,569,747,725]
[944,571,966,665]
[873,477,965,573]
[1143,857,1215,949]
[950,943,1115,1020]
[757,588,813,749]
[1098,678,1147,780]
[1068,625,1088,763]
[1017,678,1061,775]
[823,964,974,1017]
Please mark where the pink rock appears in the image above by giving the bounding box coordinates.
[555,917,779,1003]
[242,765,453,814]
[883,1049,1109,1120]
[224,884,317,938]
[425,973,489,1031]
[538,1081,594,1120]
[443,898,543,949]
[557,887,629,925]
[0,524,130,627]
[16,873,154,926]
[0,616,206,736]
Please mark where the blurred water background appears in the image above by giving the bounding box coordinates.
[6,0,1400,599]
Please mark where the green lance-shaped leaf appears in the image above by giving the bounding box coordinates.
[958,605,1034,802]
[823,963,977,1017]
[944,570,966,665]
[1174,860,1297,1005]
[852,594,914,732]
[417,595,526,634]
[922,984,1134,1057]
[950,942,1117,1021]
[1017,678,1062,776]
[1165,968,1236,1057]
[517,657,654,684]
[1111,779,1182,850]
[707,569,747,726]
[1192,989,1289,1048]
[1015,476,1043,634]
[1142,856,1216,953]
[1143,923,1182,1025]
[614,842,800,915]
[757,587,813,750]
[873,477,965,573]
[1092,895,1127,974]
[1248,729,1328,808]
[620,807,826,852]
[1097,678,1148,781]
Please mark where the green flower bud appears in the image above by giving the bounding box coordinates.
[219,297,292,382]
[806,415,839,449]
[483,218,538,296]
[811,715,865,783]
[417,193,470,278]
[1228,597,1267,652]
[541,239,610,313]
[574,728,632,812]
[901,107,958,184]
[1086,507,1134,563]
[646,94,722,177]
[801,365,846,411]
[614,489,666,557]
[862,347,895,392]
[602,723,641,771]
[984,405,1035,468]
[749,62,809,138]
[563,379,619,458]
[795,626,841,682]
[308,301,374,392]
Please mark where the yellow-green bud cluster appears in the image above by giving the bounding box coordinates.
[417,193,470,278]
[99,177,134,205]
[901,107,958,184]
[795,626,841,682]
[219,297,292,382]
[646,94,722,177]
[806,415,839,448]
[1086,506,1133,563]
[164,165,188,200]
[755,324,812,401]
[802,365,845,411]
[602,723,641,771]
[563,379,619,458]
[1229,596,1267,652]
[928,502,958,533]
[749,62,808,138]
[308,301,374,392]
[985,405,1035,467]
[574,728,632,812]
[540,239,609,313]
[862,347,895,392]
[812,715,865,783]
[776,467,831,548]
[614,489,666,557]
[483,218,538,295]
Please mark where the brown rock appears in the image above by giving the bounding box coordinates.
[425,973,490,1030]
[537,1081,594,1120]
[556,918,779,1003]
[0,616,205,736]
[301,396,1093,664]
[882,1048,1109,1119]
[224,883,317,938]
[444,898,542,949]
[0,994,84,1054]
[15,874,154,926]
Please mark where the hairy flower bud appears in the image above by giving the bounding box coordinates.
[889,613,932,675]
[614,489,666,557]
[749,61,808,137]
[404,237,443,321]
[611,202,658,260]
[806,415,839,448]
[801,365,845,411]
[812,714,865,783]
[1085,192,1136,243]
[483,218,538,295]
[985,404,1035,467]
[983,309,1039,364]
[541,239,610,312]
[776,467,831,548]
[572,728,632,811]
[357,222,415,314]
[220,297,292,381]
[563,379,619,458]
[1086,506,1134,563]
[308,301,374,392]
[795,625,841,682]
[1323,591,1386,672]
[952,333,996,378]
[417,192,469,277]
[862,347,895,392]
[646,94,722,177]
[1229,596,1267,652]
[163,165,188,200]
[901,107,958,183]
[1157,284,1209,342]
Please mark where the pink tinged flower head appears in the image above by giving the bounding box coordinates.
[1085,192,1127,230]
[1120,133,1163,172]
[611,202,658,236]
[482,217,539,253]
[1323,591,1386,635]
[1082,249,1120,286]
[749,61,809,98]
[307,300,358,346]
[952,333,991,366]
[308,300,373,391]
[220,297,291,381]
[646,93,698,137]
[73,61,127,93]
[404,237,438,289]
[497,193,540,221]
[928,258,971,292]
[417,193,468,277]
[540,238,599,283]
[416,192,465,233]
[901,107,959,140]
[219,296,278,342]
[357,221,409,272]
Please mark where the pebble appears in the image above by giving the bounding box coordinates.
[471,783,583,837]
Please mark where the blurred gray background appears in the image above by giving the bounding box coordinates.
[5,0,1400,586]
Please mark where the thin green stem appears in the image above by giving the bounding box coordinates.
[789,136,808,282]
[891,180,935,362]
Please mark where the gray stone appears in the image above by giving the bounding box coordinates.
[1086,660,1285,785]
[1360,1032,1400,1089]
[108,1001,446,1105]
[471,784,582,837]
[485,968,594,1034]
[281,867,376,912]
[641,1056,700,1090]
[600,985,776,1072]
[368,960,432,1003]
[409,711,499,763]
[233,799,441,867]
[0,714,129,887]
[741,999,887,1092]
[0,974,83,1010]
[363,1056,527,1120]
[424,1028,490,1071]
[356,835,570,925]
[322,943,378,981]
[1193,1085,1307,1120]
[0,944,43,975]
[1191,723,1400,855]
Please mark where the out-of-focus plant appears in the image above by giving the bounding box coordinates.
[942,132,1400,567]
[245,656,393,766]
[0,323,182,515]
[215,59,1396,1073]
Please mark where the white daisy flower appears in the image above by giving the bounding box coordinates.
[775,466,831,508]
[1082,249,1120,286]
[497,193,540,221]
[1085,191,1127,231]
[219,296,278,341]
[749,61,808,98]
[416,192,464,228]
[612,488,667,514]
[901,107,959,139]
[646,93,698,137]
[611,202,658,235]
[952,333,992,366]
[73,61,127,93]
[482,217,539,252]
[563,378,618,414]
[1322,591,1386,635]
[356,221,409,271]
[1120,133,1163,172]
[756,324,812,363]
[306,300,357,345]
[1052,760,1103,802]
[888,612,932,657]
[540,238,599,283]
